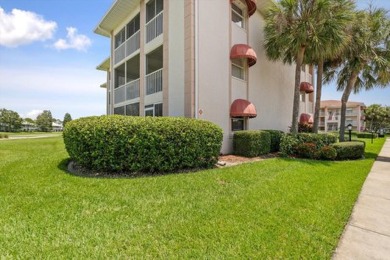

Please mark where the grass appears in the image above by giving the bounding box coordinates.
[0,136,386,258]
[0,131,61,137]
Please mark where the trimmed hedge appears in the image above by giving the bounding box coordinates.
[357,132,378,139]
[63,115,223,173]
[233,130,271,157]
[262,130,284,152]
[295,142,319,159]
[331,141,365,160]
[280,133,338,156]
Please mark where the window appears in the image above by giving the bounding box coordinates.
[154,103,163,117]
[114,106,125,115]
[232,3,245,29]
[232,59,245,80]
[346,108,353,115]
[115,63,126,89]
[146,0,163,23]
[232,118,245,131]
[115,28,125,49]
[126,103,140,116]
[127,14,140,39]
[300,93,306,102]
[145,103,163,117]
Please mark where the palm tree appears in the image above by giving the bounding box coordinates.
[264,0,345,133]
[305,0,354,133]
[324,8,390,141]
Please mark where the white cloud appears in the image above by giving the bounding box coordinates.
[0,7,57,47]
[25,109,44,120]
[53,27,91,51]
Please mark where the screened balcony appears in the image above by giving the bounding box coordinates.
[114,14,141,65]
[114,55,140,104]
[146,0,163,43]
[145,46,163,95]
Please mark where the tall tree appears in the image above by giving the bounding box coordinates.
[365,104,389,132]
[324,9,390,141]
[63,113,72,127]
[264,0,339,133]
[36,110,53,132]
[0,108,22,132]
[306,0,354,133]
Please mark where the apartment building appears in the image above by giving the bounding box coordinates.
[319,100,366,132]
[95,0,314,153]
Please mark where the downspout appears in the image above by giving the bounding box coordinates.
[194,0,199,119]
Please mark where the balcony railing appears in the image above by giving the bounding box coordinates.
[126,79,140,100]
[114,78,140,104]
[145,69,163,95]
[146,12,163,43]
[114,31,140,65]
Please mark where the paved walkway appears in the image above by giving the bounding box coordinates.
[333,138,390,260]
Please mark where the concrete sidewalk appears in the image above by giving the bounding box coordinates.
[333,138,390,260]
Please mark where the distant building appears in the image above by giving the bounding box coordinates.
[21,121,38,132]
[95,0,314,153]
[319,100,366,132]
[52,122,63,132]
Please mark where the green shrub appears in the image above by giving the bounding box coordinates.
[357,132,378,139]
[298,123,313,133]
[319,146,337,160]
[280,134,299,157]
[233,130,271,157]
[280,133,338,158]
[295,142,319,159]
[63,115,223,173]
[331,142,365,160]
[262,130,284,152]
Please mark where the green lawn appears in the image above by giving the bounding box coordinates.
[0,136,385,258]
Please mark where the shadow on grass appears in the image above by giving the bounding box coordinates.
[57,158,209,180]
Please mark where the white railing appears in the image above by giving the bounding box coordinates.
[114,84,126,104]
[114,79,140,104]
[114,31,141,65]
[146,12,163,43]
[126,31,140,57]
[126,79,140,100]
[114,43,126,65]
[145,69,163,95]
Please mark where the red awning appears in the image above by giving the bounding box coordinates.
[230,0,257,17]
[230,44,257,67]
[230,99,257,118]
[246,0,257,17]
[300,82,314,94]
[299,113,313,124]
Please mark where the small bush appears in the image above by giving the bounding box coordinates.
[296,133,338,148]
[280,133,338,158]
[280,134,299,157]
[319,146,337,160]
[233,130,271,157]
[63,115,223,173]
[295,142,319,159]
[298,123,313,133]
[331,142,365,160]
[262,130,284,152]
[357,132,378,139]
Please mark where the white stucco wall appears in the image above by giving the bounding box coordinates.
[197,0,231,153]
[167,0,185,116]
[248,11,295,132]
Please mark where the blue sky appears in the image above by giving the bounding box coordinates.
[0,0,389,120]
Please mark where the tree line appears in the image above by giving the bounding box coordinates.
[0,109,72,132]
[264,0,390,141]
